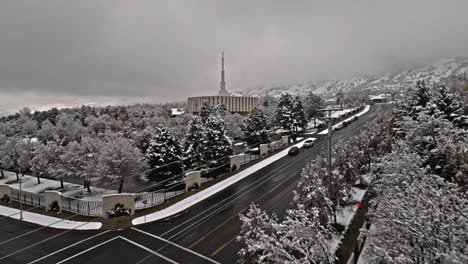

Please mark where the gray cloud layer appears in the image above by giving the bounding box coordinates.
[1,0,468,107]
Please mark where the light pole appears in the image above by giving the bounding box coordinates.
[19,172,23,220]
[319,107,342,199]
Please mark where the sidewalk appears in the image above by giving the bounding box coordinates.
[0,205,102,230]
[334,190,374,263]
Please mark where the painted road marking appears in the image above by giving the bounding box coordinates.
[118,236,179,264]
[28,230,111,264]
[56,236,120,264]
[132,227,221,264]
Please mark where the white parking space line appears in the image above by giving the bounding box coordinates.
[132,227,221,264]
[56,236,119,264]
[28,231,111,264]
[118,236,179,264]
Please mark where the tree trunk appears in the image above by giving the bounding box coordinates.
[118,179,124,193]
[83,180,92,192]
[313,118,317,128]
[0,169,4,179]
[37,175,41,184]
[60,179,64,189]
[16,172,19,181]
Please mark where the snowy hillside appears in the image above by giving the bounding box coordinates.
[235,57,468,97]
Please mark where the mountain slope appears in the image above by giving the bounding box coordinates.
[235,57,468,97]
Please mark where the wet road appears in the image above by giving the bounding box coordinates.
[0,104,393,264]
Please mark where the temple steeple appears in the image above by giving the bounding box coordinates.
[219,51,228,96]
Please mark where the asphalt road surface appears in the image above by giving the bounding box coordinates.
[0,104,393,264]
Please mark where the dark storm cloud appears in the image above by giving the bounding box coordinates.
[1,0,468,105]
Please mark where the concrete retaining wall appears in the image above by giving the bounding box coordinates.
[281,135,289,146]
[260,144,268,158]
[0,184,12,202]
[185,171,201,192]
[44,190,62,213]
[230,155,242,172]
[102,193,135,218]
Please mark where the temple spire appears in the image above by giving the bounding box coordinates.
[219,51,228,96]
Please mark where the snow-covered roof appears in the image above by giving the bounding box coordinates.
[171,108,184,116]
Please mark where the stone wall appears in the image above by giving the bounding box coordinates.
[185,171,201,192]
[102,193,135,218]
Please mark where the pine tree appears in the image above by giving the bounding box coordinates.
[146,127,184,182]
[243,107,269,147]
[201,115,233,168]
[291,96,307,134]
[432,85,466,127]
[182,117,205,170]
[199,103,214,124]
[275,93,294,133]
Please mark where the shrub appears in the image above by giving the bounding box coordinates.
[107,203,131,218]
[0,194,10,203]
[187,182,200,192]
[47,201,60,213]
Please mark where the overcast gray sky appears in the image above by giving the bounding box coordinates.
[1,0,468,112]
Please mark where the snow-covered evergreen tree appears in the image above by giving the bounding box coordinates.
[243,107,270,147]
[275,93,294,133]
[182,117,205,170]
[292,96,307,133]
[0,137,23,181]
[146,127,184,182]
[201,115,233,168]
[431,84,466,127]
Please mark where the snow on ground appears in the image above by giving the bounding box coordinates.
[318,105,370,135]
[351,187,366,202]
[0,171,116,201]
[132,137,316,225]
[336,205,357,227]
[0,205,102,230]
[336,187,366,228]
[328,233,343,255]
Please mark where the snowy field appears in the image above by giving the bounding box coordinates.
[0,205,102,230]
[0,171,116,201]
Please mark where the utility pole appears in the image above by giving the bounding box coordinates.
[319,107,342,199]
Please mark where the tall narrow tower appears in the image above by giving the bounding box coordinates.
[219,51,229,96]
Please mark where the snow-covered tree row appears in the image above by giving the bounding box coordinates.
[237,115,394,263]
[362,81,468,263]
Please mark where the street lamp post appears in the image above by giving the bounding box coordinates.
[19,172,23,220]
[319,107,342,199]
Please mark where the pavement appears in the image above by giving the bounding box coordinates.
[0,104,393,264]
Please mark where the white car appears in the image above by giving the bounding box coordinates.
[303,139,314,148]
[334,123,344,130]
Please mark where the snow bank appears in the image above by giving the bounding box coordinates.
[318,105,370,135]
[132,138,316,225]
[0,205,102,230]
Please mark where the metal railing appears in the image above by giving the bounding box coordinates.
[61,195,103,216]
[11,188,45,208]
[135,189,186,210]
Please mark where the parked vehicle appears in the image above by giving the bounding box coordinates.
[335,123,344,130]
[288,146,300,155]
[303,139,314,148]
